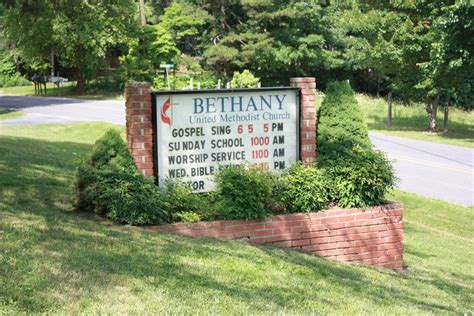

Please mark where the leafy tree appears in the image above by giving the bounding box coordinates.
[120,24,179,82]
[4,0,136,92]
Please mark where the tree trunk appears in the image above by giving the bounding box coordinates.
[443,97,450,133]
[426,93,440,132]
[220,0,226,37]
[76,67,86,94]
[138,0,146,26]
[376,75,380,98]
[387,91,393,128]
[50,52,55,77]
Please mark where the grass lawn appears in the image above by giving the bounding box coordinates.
[0,108,24,121]
[0,82,123,100]
[1,123,473,314]
[316,93,474,148]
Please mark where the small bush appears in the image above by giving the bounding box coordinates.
[0,74,31,87]
[317,81,370,156]
[162,180,209,222]
[215,165,275,220]
[280,163,330,212]
[319,147,396,208]
[73,129,168,225]
[178,211,202,223]
[231,70,259,88]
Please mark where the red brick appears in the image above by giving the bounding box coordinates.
[324,248,350,256]
[377,243,403,251]
[310,237,329,244]
[292,239,311,247]
[143,155,154,162]
[143,169,154,176]
[131,135,153,143]
[290,77,316,83]
[127,101,145,109]
[303,94,316,102]
[379,229,403,238]
[301,88,316,95]
[301,125,316,132]
[327,235,347,243]
[264,233,301,243]
[225,223,265,233]
[128,108,152,115]
[265,221,303,229]
[136,162,154,169]
[130,122,153,129]
[241,229,274,238]
[291,226,312,233]
[126,94,151,102]
[131,149,153,155]
[131,142,144,149]
[128,129,143,136]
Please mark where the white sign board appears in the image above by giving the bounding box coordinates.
[155,88,299,192]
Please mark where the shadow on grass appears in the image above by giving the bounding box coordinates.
[367,113,474,144]
[1,135,472,313]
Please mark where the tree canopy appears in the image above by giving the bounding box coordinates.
[1,0,472,120]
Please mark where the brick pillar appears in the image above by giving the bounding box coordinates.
[290,77,317,163]
[125,82,155,177]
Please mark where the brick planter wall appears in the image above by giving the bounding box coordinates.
[150,203,404,270]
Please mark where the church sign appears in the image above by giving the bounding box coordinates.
[153,88,300,192]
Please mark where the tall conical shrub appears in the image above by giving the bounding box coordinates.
[317,81,370,157]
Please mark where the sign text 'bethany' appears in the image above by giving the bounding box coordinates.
[155,89,299,192]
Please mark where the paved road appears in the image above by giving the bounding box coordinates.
[1,96,472,206]
[0,95,124,125]
[370,132,473,207]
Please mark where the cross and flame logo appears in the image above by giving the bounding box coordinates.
[160,97,172,126]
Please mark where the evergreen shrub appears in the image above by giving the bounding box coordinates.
[316,81,396,207]
[318,147,396,208]
[317,81,370,156]
[73,129,168,225]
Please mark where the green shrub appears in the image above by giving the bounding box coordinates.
[215,165,275,220]
[317,81,370,156]
[178,211,202,223]
[0,74,31,87]
[162,180,209,222]
[73,129,168,225]
[280,163,330,212]
[316,81,395,207]
[318,147,396,208]
[231,70,259,88]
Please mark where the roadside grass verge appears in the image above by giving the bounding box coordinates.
[0,108,24,121]
[316,93,474,148]
[0,82,123,101]
[1,123,473,314]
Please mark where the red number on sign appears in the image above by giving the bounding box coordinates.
[251,137,270,146]
[248,124,254,133]
[252,150,269,159]
[263,123,269,132]
[237,125,243,134]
